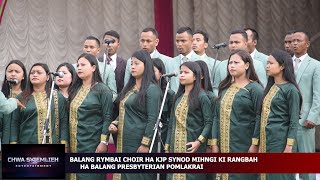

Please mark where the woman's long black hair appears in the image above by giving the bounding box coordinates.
[195,60,213,92]
[1,60,27,98]
[174,61,202,110]
[69,53,103,101]
[218,49,262,99]
[116,50,157,106]
[21,63,52,104]
[262,49,302,110]
[152,58,167,94]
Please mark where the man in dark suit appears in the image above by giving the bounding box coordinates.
[99,30,126,94]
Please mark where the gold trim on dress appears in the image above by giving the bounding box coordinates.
[113,87,137,180]
[219,84,241,180]
[100,134,109,142]
[287,138,295,146]
[172,94,188,180]
[252,138,259,146]
[34,92,51,144]
[207,139,214,146]
[53,90,60,142]
[69,86,90,180]
[141,136,151,147]
[260,84,279,180]
[164,144,170,151]
[197,135,205,144]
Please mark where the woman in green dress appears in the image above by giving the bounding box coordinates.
[68,53,113,180]
[165,61,213,180]
[0,60,27,144]
[212,49,264,180]
[10,63,68,146]
[109,50,161,180]
[259,49,302,180]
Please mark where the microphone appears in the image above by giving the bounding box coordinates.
[161,71,179,78]
[212,42,228,49]
[7,79,18,85]
[50,72,64,78]
[104,39,115,44]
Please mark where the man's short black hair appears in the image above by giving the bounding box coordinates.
[177,27,193,36]
[294,30,310,41]
[85,36,100,47]
[244,27,259,41]
[194,30,209,43]
[103,30,120,41]
[231,29,248,41]
[142,27,159,38]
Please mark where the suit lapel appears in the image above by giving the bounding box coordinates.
[296,56,311,83]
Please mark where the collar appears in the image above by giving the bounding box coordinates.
[104,53,117,61]
[250,48,257,59]
[293,53,308,61]
[150,50,156,58]
[180,51,193,60]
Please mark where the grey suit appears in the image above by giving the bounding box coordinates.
[0,92,17,114]
[295,54,320,180]
[253,50,268,68]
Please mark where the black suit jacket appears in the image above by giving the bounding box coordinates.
[98,55,126,93]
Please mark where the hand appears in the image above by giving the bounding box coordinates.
[137,145,149,153]
[16,99,25,109]
[165,150,169,153]
[212,145,219,153]
[186,141,201,153]
[65,147,68,153]
[248,145,259,153]
[109,124,118,134]
[258,146,261,153]
[95,142,108,153]
[304,120,315,129]
[283,145,293,153]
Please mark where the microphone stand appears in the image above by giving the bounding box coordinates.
[41,75,56,144]
[102,42,112,83]
[149,76,171,180]
[210,45,223,82]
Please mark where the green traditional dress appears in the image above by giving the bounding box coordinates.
[259,83,300,180]
[69,83,113,180]
[165,90,213,180]
[10,91,68,145]
[0,92,19,144]
[113,83,161,180]
[212,82,263,180]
